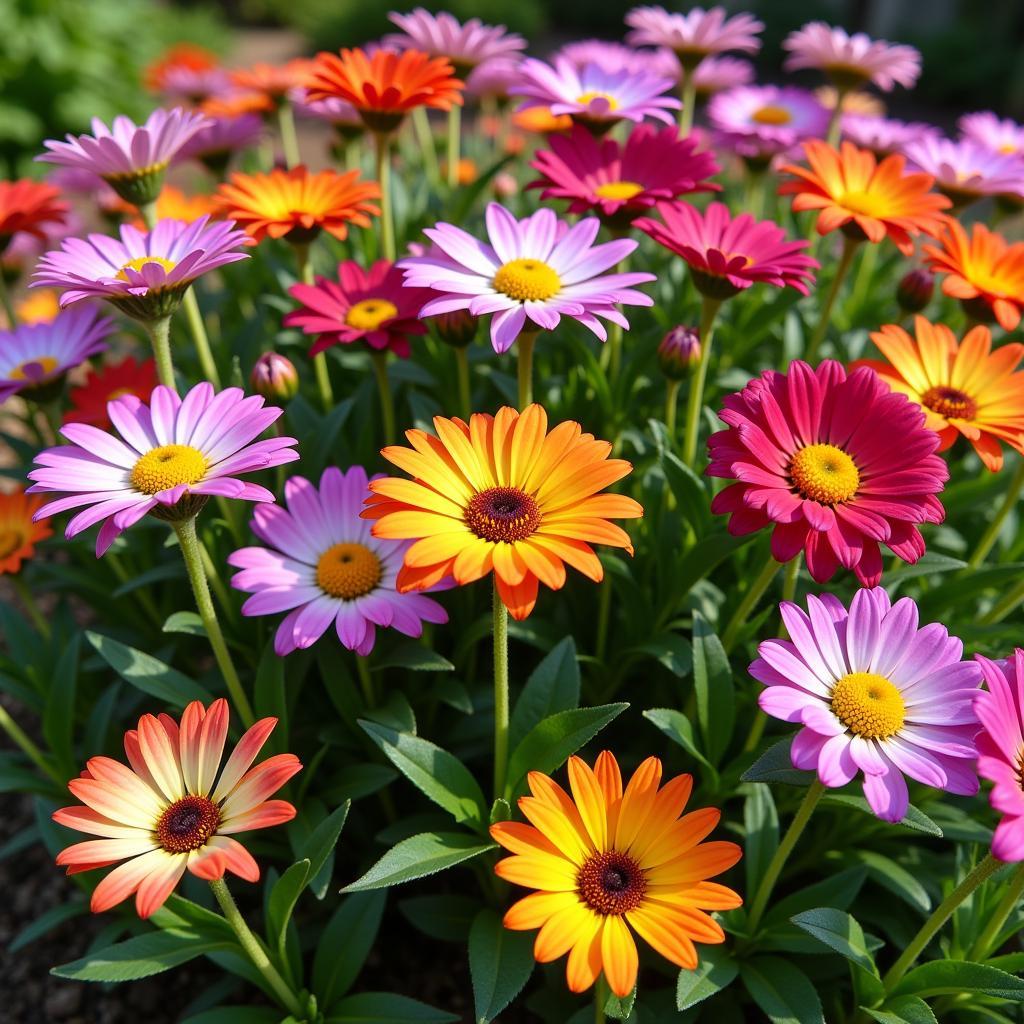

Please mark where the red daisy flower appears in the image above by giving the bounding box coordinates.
[64,356,158,430]
[0,180,68,251]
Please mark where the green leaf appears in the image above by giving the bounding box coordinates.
[342,832,496,893]
[509,637,580,749]
[52,929,233,982]
[677,947,739,1010]
[893,959,1024,1000]
[360,721,488,830]
[661,449,711,535]
[313,891,387,1008]
[469,909,535,1023]
[298,802,350,899]
[42,633,79,773]
[254,639,288,752]
[884,552,967,583]
[863,996,937,1024]
[372,643,455,672]
[821,794,943,836]
[181,1009,281,1024]
[692,611,734,764]
[744,784,779,895]
[399,894,480,942]
[267,859,311,962]
[740,956,825,1024]
[10,900,86,953]
[504,703,628,798]
[603,985,636,1020]
[741,738,813,786]
[766,866,867,925]
[790,908,877,973]
[151,894,234,940]
[327,991,459,1023]
[642,707,716,774]
[851,851,931,914]
[635,633,694,678]
[86,631,213,708]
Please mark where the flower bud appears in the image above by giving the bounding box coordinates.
[433,309,478,348]
[250,352,299,403]
[492,171,518,200]
[896,268,934,314]
[658,326,701,380]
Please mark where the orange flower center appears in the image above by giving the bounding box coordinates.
[831,671,905,739]
[117,256,177,281]
[790,443,860,505]
[921,385,977,421]
[751,104,792,125]
[999,143,1019,155]
[9,356,59,382]
[156,795,220,853]
[0,528,23,559]
[130,444,209,495]
[107,387,135,401]
[345,298,399,331]
[577,850,647,915]
[492,259,561,302]
[464,486,541,544]
[839,189,885,218]
[316,542,382,599]
[595,180,645,201]
[577,90,619,112]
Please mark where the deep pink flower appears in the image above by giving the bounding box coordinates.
[783,22,920,92]
[708,360,948,585]
[625,5,763,63]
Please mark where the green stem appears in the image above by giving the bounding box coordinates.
[173,517,255,728]
[969,862,1024,960]
[447,104,462,189]
[781,555,800,606]
[595,571,612,664]
[721,552,780,654]
[492,576,510,800]
[454,345,471,420]
[744,168,766,219]
[181,288,221,388]
[208,877,304,1018]
[0,272,17,327]
[145,316,176,388]
[606,318,623,387]
[847,239,878,314]
[594,974,609,1023]
[517,329,538,409]
[805,235,859,364]
[679,71,698,136]
[968,458,1024,568]
[826,87,849,148]
[0,702,64,788]
[374,133,396,262]
[277,100,301,170]
[411,107,440,187]
[665,379,681,440]
[138,201,158,230]
[681,296,722,469]
[371,350,396,445]
[746,780,826,936]
[355,655,375,708]
[9,574,50,638]
[980,574,1024,624]
[294,243,334,412]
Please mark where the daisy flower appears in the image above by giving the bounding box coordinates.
[175,114,264,176]
[841,114,937,156]
[0,306,113,403]
[229,466,448,656]
[230,60,312,106]
[33,216,249,322]
[144,43,224,98]
[555,39,681,82]
[0,179,68,251]
[490,751,741,997]
[510,58,680,131]
[922,220,1024,331]
[975,651,1024,861]
[465,57,521,101]
[215,167,380,245]
[292,91,364,141]
[201,90,274,119]
[362,404,643,620]
[783,22,921,92]
[689,55,755,99]
[132,186,219,228]
[529,123,720,227]
[856,317,1024,471]
[27,382,299,556]
[959,112,1024,157]
[285,259,431,358]
[778,140,951,256]
[0,488,52,574]
[53,698,301,918]
[708,85,829,160]
[64,356,158,431]
[752,588,980,823]
[625,5,763,67]
[15,289,61,325]
[37,108,212,207]
[635,201,817,299]
[398,202,656,353]
[902,136,1024,206]
[708,359,948,586]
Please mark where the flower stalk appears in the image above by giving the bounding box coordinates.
[492,576,510,800]
[682,295,722,468]
[805,235,859,363]
[374,133,397,262]
[371,351,396,446]
[145,316,176,388]
[181,287,221,388]
[517,328,538,409]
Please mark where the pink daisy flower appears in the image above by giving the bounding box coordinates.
[27,382,299,556]
[975,651,1024,861]
[841,113,938,156]
[0,305,113,403]
[53,698,300,918]
[556,39,682,82]
[32,216,250,322]
[509,57,680,131]
[284,259,432,358]
[292,89,363,139]
[635,201,817,298]
[37,108,212,206]
[229,466,449,657]
[529,123,720,227]
[752,588,980,823]
[708,85,829,160]
[399,202,656,353]
[464,57,521,101]
[783,22,921,92]
[625,5,763,66]
[902,136,1024,205]
[175,114,264,175]
[159,65,232,106]
[690,55,755,98]
[959,112,1024,157]
[708,360,948,586]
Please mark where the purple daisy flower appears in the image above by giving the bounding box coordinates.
[175,114,263,176]
[959,112,1024,157]
[903,135,1024,205]
[464,57,521,101]
[783,22,920,92]
[690,55,755,98]
[509,57,680,130]
[32,216,250,322]
[752,588,981,823]
[0,306,113,403]
[228,466,449,656]
[27,382,299,556]
[37,108,212,206]
[625,5,763,66]
[399,202,656,353]
[556,39,681,83]
[708,85,829,160]
[840,113,938,156]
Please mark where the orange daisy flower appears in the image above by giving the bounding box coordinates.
[779,139,950,255]
[201,91,274,118]
[131,186,219,229]
[0,179,68,250]
[230,59,312,104]
[305,47,464,132]
[922,219,1024,331]
[144,42,219,93]
[0,488,52,574]
[512,106,574,136]
[856,316,1024,471]
[215,166,380,244]
[15,289,60,325]
[361,405,643,620]
[490,752,742,998]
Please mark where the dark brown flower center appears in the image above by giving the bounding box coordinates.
[464,486,541,544]
[577,850,647,915]
[921,385,977,421]
[156,795,220,853]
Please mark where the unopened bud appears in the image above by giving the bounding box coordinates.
[492,171,518,199]
[896,268,934,314]
[433,309,478,348]
[658,326,701,380]
[251,352,299,403]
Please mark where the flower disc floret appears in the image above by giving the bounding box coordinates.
[790,444,860,505]
[156,796,220,854]
[316,542,382,599]
[130,445,209,496]
[830,672,905,739]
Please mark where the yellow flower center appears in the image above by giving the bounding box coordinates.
[594,180,645,201]
[130,444,209,495]
[790,443,860,505]
[316,542,382,600]
[0,529,23,559]
[117,256,177,281]
[9,356,59,381]
[831,671,906,739]
[156,795,220,853]
[839,189,885,217]
[751,104,793,125]
[104,161,169,183]
[577,90,619,111]
[345,298,399,332]
[492,259,561,302]
[107,387,135,401]
[464,486,541,544]
[921,385,977,421]
[999,143,1019,155]
[577,850,647,916]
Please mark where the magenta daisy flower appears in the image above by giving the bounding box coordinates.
[293,90,363,139]
[635,201,817,298]
[841,113,937,156]
[27,382,298,556]
[33,216,250,322]
[903,136,1024,206]
[284,259,432,358]
[37,108,212,206]
[708,360,948,586]
[0,306,113,403]
[708,85,829,160]
[959,112,1024,157]
[509,57,680,131]
[783,22,921,92]
[625,5,763,67]
[399,202,656,353]
[175,114,263,176]
[556,39,681,82]
[529,123,720,227]
[229,466,449,656]
[159,66,232,106]
[752,588,980,823]
[689,55,755,98]
[975,651,1024,861]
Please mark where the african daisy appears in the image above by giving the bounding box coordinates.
[902,136,1024,207]
[709,85,829,162]
[0,488,52,575]
[783,22,921,92]
[65,356,158,431]
[959,112,1024,157]
[625,5,763,68]
[0,179,68,252]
